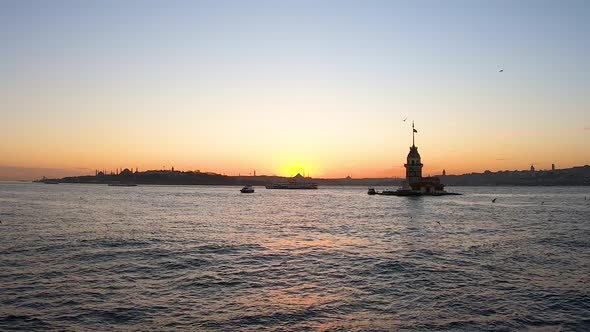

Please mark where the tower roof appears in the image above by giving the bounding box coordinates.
[407,145,421,159]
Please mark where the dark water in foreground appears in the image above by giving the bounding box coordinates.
[1,183,589,331]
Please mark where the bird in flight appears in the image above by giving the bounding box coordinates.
[492,198,497,203]
[403,117,407,122]
[498,69,504,72]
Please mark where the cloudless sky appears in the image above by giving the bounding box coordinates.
[1,0,589,179]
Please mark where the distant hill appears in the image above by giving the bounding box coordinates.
[35,169,402,186]
[438,165,590,186]
[35,166,590,186]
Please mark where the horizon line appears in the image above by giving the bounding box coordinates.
[6,164,587,182]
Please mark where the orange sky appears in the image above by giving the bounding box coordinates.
[1,2,589,180]
[1,120,588,180]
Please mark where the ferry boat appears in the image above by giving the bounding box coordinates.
[240,185,255,193]
[265,182,318,189]
[265,173,318,190]
[108,183,138,187]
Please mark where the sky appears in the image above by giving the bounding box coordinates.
[1,0,589,180]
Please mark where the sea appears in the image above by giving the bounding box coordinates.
[1,183,589,331]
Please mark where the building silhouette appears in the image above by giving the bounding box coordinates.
[403,122,445,193]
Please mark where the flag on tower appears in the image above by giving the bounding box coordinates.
[413,128,418,133]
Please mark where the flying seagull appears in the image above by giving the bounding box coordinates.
[498,69,504,72]
[435,220,441,226]
[403,117,407,122]
[492,198,497,203]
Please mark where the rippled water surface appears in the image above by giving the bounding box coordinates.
[1,183,589,331]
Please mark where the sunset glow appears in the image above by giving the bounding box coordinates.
[1,1,588,180]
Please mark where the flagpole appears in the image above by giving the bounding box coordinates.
[412,121,415,147]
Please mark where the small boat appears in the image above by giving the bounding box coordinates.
[240,185,255,193]
[367,187,377,195]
